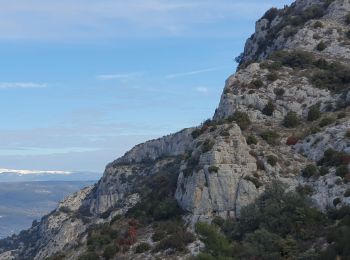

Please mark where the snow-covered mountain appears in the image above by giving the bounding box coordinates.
[0,169,101,182]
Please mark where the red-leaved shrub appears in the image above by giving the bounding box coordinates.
[286,136,298,146]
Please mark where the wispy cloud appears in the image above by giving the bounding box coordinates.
[96,72,143,81]
[0,82,47,89]
[165,67,225,79]
[0,0,294,41]
[195,87,209,94]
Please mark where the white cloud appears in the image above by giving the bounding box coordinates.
[0,82,47,89]
[165,67,224,79]
[195,87,209,94]
[96,72,143,81]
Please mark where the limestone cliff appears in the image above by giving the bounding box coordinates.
[1,0,349,259]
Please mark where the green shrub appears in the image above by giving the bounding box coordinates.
[319,166,329,176]
[274,88,285,96]
[263,61,283,71]
[319,149,350,168]
[212,216,225,227]
[267,155,278,166]
[307,105,321,121]
[244,176,263,188]
[302,5,325,20]
[46,254,66,260]
[135,242,151,253]
[59,206,71,214]
[262,101,275,116]
[208,166,219,173]
[338,112,347,119]
[345,13,350,24]
[296,184,314,196]
[242,228,283,259]
[154,226,195,252]
[229,111,251,130]
[195,222,234,258]
[262,8,279,22]
[270,50,315,69]
[183,155,200,177]
[246,135,258,145]
[336,165,349,178]
[316,41,327,51]
[267,72,278,82]
[152,230,166,242]
[346,130,350,138]
[153,198,182,220]
[344,189,350,197]
[260,130,280,145]
[103,245,118,259]
[202,139,215,153]
[283,112,300,128]
[311,61,350,92]
[219,129,230,137]
[313,21,323,28]
[284,26,298,38]
[302,164,318,178]
[78,252,99,260]
[346,30,350,39]
[319,117,335,127]
[192,122,213,139]
[333,198,341,206]
[251,79,264,89]
[191,129,202,139]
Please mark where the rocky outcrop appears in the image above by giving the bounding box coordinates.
[110,128,194,165]
[214,63,335,122]
[241,0,350,64]
[295,120,350,161]
[175,124,259,219]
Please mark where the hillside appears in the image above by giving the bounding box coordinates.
[0,0,350,259]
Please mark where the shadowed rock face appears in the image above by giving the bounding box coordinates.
[1,0,350,259]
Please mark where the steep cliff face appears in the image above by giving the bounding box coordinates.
[1,0,350,259]
[241,0,350,64]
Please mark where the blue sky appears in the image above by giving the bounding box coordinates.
[0,0,293,173]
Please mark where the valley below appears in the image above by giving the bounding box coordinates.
[0,181,94,239]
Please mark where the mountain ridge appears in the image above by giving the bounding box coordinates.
[1,0,350,259]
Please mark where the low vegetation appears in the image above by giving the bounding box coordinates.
[208,166,219,173]
[262,101,275,116]
[318,149,350,179]
[307,105,321,121]
[260,130,280,145]
[228,111,251,130]
[316,41,327,51]
[195,182,350,259]
[319,117,335,127]
[283,112,300,128]
[302,164,318,178]
[269,50,350,92]
[246,135,258,145]
[267,155,278,166]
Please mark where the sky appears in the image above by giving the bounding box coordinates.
[0,0,294,173]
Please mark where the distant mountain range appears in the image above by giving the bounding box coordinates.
[0,169,101,182]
